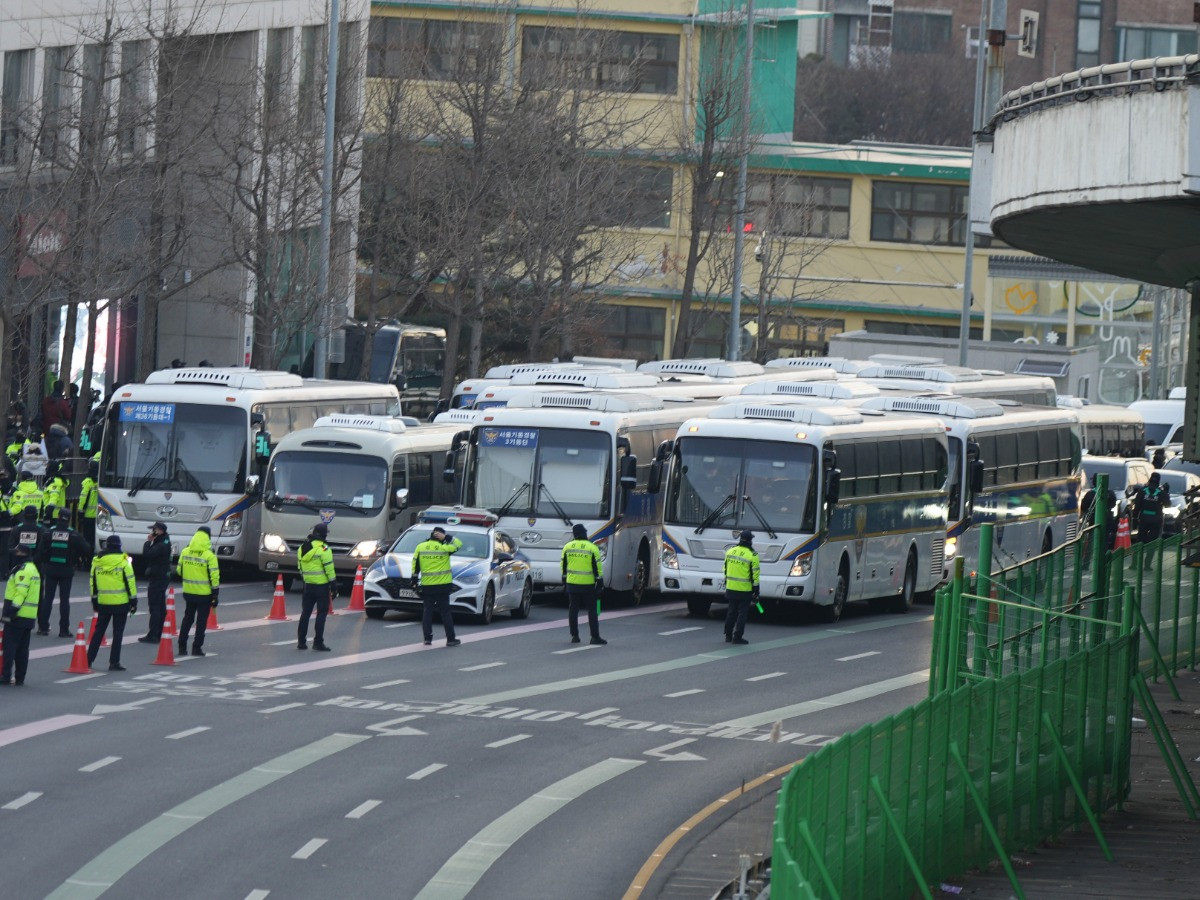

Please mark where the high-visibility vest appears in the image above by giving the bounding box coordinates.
[43,476,67,512]
[724,544,760,593]
[5,561,41,619]
[79,477,98,519]
[7,481,43,517]
[90,551,136,605]
[413,537,462,587]
[562,539,602,586]
[177,540,220,596]
[298,540,336,585]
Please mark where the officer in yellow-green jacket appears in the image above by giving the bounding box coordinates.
[78,460,99,548]
[42,460,67,515]
[176,526,219,657]
[2,543,41,685]
[297,522,335,652]
[561,523,606,645]
[7,467,42,518]
[723,530,760,645]
[411,525,462,647]
[88,535,137,671]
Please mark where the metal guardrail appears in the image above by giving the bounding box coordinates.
[986,53,1200,132]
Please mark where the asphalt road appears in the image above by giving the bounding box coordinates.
[1,577,934,899]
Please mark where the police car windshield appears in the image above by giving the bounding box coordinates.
[392,528,489,559]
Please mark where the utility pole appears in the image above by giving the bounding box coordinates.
[728,0,755,361]
[312,0,341,379]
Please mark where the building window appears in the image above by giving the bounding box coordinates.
[965,26,981,59]
[40,46,72,161]
[893,12,952,53]
[1,49,33,165]
[1118,27,1197,61]
[368,17,503,82]
[264,28,292,132]
[745,175,851,239]
[118,40,149,155]
[596,166,672,229]
[870,180,968,245]
[1076,2,1102,68]
[864,320,1024,342]
[597,305,666,358]
[522,27,679,95]
[298,25,325,130]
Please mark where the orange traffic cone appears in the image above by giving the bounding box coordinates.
[206,603,222,631]
[166,587,178,633]
[343,566,366,613]
[152,618,177,666]
[266,575,289,621]
[1115,515,1132,550]
[88,612,108,647]
[63,621,92,674]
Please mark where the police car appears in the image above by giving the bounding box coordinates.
[362,507,534,624]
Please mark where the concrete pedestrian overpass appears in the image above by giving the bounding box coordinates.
[977,54,1200,454]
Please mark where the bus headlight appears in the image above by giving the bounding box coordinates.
[944,537,958,560]
[96,509,113,533]
[220,513,243,537]
[261,532,287,553]
[662,545,679,570]
[349,540,381,559]
[789,553,812,577]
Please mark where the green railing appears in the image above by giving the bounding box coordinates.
[772,483,1200,900]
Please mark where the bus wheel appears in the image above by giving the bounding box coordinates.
[478,585,495,625]
[892,551,916,614]
[687,597,712,617]
[824,566,848,624]
[629,547,650,607]
[511,580,532,619]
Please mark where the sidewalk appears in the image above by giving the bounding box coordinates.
[650,673,1200,900]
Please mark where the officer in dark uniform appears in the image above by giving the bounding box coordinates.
[297,522,335,651]
[8,504,43,568]
[38,508,91,637]
[723,530,760,645]
[1135,472,1170,544]
[138,521,172,643]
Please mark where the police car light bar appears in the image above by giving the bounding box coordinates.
[418,507,499,526]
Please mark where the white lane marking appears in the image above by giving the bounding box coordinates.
[408,764,445,781]
[345,800,381,819]
[292,839,327,860]
[553,645,598,655]
[664,689,705,698]
[244,891,270,900]
[645,738,705,762]
[658,626,703,635]
[717,670,931,728]
[242,603,687,678]
[166,727,210,740]
[746,672,787,682]
[176,653,216,663]
[56,673,106,684]
[0,714,100,749]
[384,622,416,629]
[363,679,410,690]
[837,651,881,662]
[460,662,505,671]
[80,757,120,773]
[269,640,298,646]
[259,703,306,715]
[486,734,531,749]
[217,599,266,607]
[575,707,620,720]
[48,734,369,900]
[3,791,42,810]
[414,758,643,900]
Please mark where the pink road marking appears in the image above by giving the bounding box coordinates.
[241,603,687,678]
[0,714,100,749]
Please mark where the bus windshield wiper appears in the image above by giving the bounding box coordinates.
[742,495,778,540]
[537,482,573,526]
[497,482,531,516]
[173,458,208,501]
[129,455,167,497]
[315,498,369,516]
[695,494,735,534]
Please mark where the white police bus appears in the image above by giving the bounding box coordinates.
[449,391,714,603]
[857,395,1082,575]
[97,368,400,563]
[654,400,950,622]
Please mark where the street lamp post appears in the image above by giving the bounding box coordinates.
[312,0,341,379]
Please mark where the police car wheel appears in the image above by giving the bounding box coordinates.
[510,580,532,620]
[477,585,495,625]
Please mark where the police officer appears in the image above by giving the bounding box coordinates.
[1135,472,1170,545]
[42,460,67,514]
[723,530,760,645]
[297,522,335,651]
[78,461,99,548]
[561,523,606,645]
[88,535,136,671]
[9,504,43,590]
[176,526,219,656]
[1,544,41,684]
[38,508,90,637]
[137,521,172,644]
[7,467,42,518]
[411,525,462,647]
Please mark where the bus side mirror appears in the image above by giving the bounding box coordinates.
[444,430,468,483]
[393,487,409,510]
[826,469,841,507]
[245,474,260,496]
[648,460,663,494]
[620,455,637,491]
[254,430,271,462]
[970,459,985,493]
